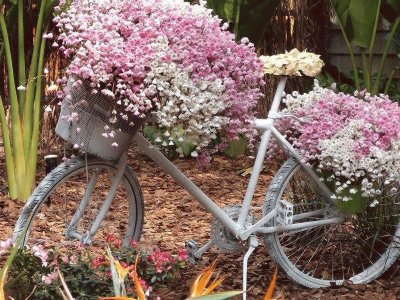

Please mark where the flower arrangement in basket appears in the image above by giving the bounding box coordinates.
[271,79,400,213]
[52,0,265,160]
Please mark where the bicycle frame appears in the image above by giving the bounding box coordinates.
[124,77,343,243]
[63,78,343,244]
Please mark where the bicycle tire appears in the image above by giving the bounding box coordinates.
[263,158,400,288]
[13,157,144,248]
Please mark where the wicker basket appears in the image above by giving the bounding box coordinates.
[55,79,140,160]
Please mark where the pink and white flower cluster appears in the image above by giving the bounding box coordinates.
[277,82,400,202]
[54,0,264,155]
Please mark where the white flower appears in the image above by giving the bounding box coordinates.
[112,142,119,147]
[42,33,53,39]
[101,89,115,98]
[47,82,58,91]
[349,188,358,194]
[17,85,26,91]
[369,200,379,207]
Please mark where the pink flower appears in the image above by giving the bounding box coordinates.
[0,239,12,250]
[177,248,188,261]
[55,0,264,156]
[32,245,49,267]
[42,269,59,285]
[76,242,84,252]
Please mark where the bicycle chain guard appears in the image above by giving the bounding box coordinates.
[210,205,254,253]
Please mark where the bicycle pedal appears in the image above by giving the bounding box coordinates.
[185,240,200,264]
[277,200,294,225]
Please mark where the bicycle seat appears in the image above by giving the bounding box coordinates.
[260,48,324,77]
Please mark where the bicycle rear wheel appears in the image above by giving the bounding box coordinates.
[263,158,400,288]
[13,157,144,248]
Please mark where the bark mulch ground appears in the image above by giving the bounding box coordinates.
[0,148,399,299]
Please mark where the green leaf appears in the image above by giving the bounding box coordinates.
[206,0,237,22]
[207,0,278,46]
[331,0,381,50]
[143,126,156,140]
[223,135,247,158]
[192,291,243,300]
[179,140,196,157]
[236,0,279,46]
[43,0,59,25]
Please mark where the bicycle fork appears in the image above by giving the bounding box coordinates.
[66,153,127,244]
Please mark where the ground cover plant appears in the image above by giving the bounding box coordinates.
[0,235,188,299]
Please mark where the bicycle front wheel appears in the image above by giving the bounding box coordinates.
[13,157,144,248]
[263,158,400,288]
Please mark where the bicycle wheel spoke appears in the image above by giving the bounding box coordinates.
[15,158,144,248]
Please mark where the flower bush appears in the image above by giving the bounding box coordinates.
[0,236,187,299]
[54,0,264,156]
[274,81,400,208]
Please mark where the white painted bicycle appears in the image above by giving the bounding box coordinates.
[13,77,400,298]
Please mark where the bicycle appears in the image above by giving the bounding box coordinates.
[13,76,400,298]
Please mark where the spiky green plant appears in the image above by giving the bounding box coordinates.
[0,0,59,201]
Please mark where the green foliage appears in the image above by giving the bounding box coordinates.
[5,248,50,300]
[331,0,380,49]
[37,261,112,300]
[317,70,400,102]
[223,135,247,158]
[330,0,400,94]
[0,0,56,201]
[109,244,186,290]
[206,0,279,46]
[1,238,187,300]
[143,125,196,158]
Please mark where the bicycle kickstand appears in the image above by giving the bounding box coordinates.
[243,235,259,300]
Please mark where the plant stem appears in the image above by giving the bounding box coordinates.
[17,0,26,111]
[23,0,47,160]
[373,17,400,95]
[0,12,26,199]
[23,33,47,200]
[233,0,241,39]
[0,97,17,199]
[361,49,371,92]
[367,0,381,91]
[330,0,360,90]
[0,43,4,68]
[384,69,397,95]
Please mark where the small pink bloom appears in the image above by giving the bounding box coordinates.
[0,239,12,250]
